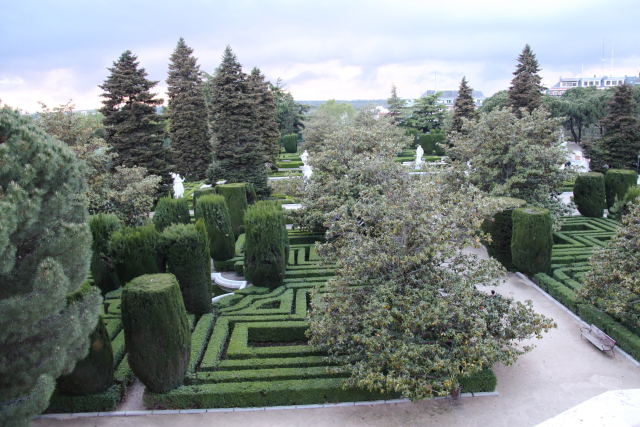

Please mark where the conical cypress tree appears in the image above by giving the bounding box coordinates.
[205,46,270,197]
[508,44,545,117]
[451,77,478,134]
[0,106,101,426]
[99,50,172,189]
[167,38,211,181]
[599,84,640,170]
[248,67,281,169]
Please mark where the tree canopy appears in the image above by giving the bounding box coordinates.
[167,37,211,180]
[451,77,478,134]
[271,79,308,136]
[403,93,447,133]
[548,86,610,143]
[598,84,640,170]
[508,44,545,117]
[386,83,406,125]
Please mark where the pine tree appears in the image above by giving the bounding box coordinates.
[99,51,172,188]
[387,83,406,125]
[167,38,211,181]
[205,46,269,197]
[0,106,101,426]
[248,67,280,168]
[451,77,478,133]
[508,44,545,117]
[599,84,640,170]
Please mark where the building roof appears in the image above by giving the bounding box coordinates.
[421,90,486,99]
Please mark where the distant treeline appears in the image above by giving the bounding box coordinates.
[299,99,388,111]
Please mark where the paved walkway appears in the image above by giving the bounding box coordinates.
[34,247,640,427]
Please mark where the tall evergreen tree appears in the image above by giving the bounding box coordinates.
[508,44,545,117]
[166,38,211,180]
[0,106,101,426]
[271,79,308,136]
[205,46,269,197]
[99,51,172,188]
[451,77,478,133]
[387,83,406,125]
[599,84,640,170]
[248,67,281,168]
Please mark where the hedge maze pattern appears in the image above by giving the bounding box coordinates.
[534,216,640,360]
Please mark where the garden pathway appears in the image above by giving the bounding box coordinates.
[34,246,640,427]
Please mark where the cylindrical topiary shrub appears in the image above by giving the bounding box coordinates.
[217,183,249,238]
[573,172,606,217]
[605,169,638,209]
[56,315,114,396]
[88,214,122,295]
[283,134,298,153]
[192,187,217,215]
[161,223,212,315]
[481,197,526,271]
[153,196,191,232]
[244,202,287,289]
[511,207,553,275]
[121,274,191,393]
[194,194,235,261]
[108,224,164,285]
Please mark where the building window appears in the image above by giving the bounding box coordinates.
[606,81,610,85]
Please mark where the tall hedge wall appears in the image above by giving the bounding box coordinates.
[88,214,122,295]
[511,207,553,275]
[192,187,217,214]
[121,274,191,393]
[282,134,298,154]
[217,183,249,238]
[605,169,638,209]
[244,202,287,289]
[153,197,191,232]
[162,223,212,315]
[108,224,164,285]
[194,194,235,261]
[481,197,526,270]
[573,172,606,217]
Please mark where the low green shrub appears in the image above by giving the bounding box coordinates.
[108,224,164,285]
[533,273,578,313]
[45,384,120,414]
[577,304,640,361]
[511,207,553,275]
[161,223,212,315]
[88,214,122,295]
[153,197,191,232]
[608,185,640,221]
[194,194,235,261]
[458,369,497,393]
[573,172,606,217]
[187,314,215,374]
[121,274,191,393]
[604,169,638,209]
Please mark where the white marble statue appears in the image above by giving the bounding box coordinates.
[300,150,309,166]
[170,172,185,198]
[302,164,313,180]
[415,145,424,169]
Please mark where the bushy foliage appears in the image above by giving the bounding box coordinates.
[162,223,212,315]
[0,106,101,426]
[481,197,527,271]
[573,172,606,217]
[268,172,306,200]
[35,100,103,146]
[244,202,287,289]
[604,169,638,209]
[153,197,191,232]
[578,203,640,331]
[88,214,122,295]
[511,207,553,275]
[192,187,217,214]
[121,274,191,393]
[294,121,411,231]
[108,224,164,285]
[448,107,573,225]
[608,185,640,221]
[282,134,298,153]
[309,172,556,401]
[194,194,235,261]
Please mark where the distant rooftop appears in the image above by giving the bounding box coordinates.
[421,90,486,99]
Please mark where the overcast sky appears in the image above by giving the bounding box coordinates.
[2,0,639,112]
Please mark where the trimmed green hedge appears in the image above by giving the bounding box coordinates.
[577,304,640,361]
[162,223,212,315]
[573,172,605,217]
[605,169,638,209]
[194,194,235,261]
[192,187,217,214]
[187,314,215,374]
[88,214,122,295]
[511,207,553,275]
[153,197,191,232]
[217,183,249,238]
[459,369,497,393]
[108,224,165,285]
[45,384,121,414]
[282,134,298,154]
[244,202,287,289]
[481,197,527,270]
[122,274,191,393]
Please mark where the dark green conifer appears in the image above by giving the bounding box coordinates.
[248,67,281,168]
[205,46,270,197]
[599,84,640,170]
[0,106,101,425]
[451,77,478,133]
[387,83,406,125]
[167,38,211,180]
[508,44,545,117]
[99,50,172,188]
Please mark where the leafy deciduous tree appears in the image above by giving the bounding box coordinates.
[35,100,103,146]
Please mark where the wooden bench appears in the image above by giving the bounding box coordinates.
[580,324,616,355]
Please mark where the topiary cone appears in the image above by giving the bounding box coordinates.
[121,274,191,393]
[511,207,553,275]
